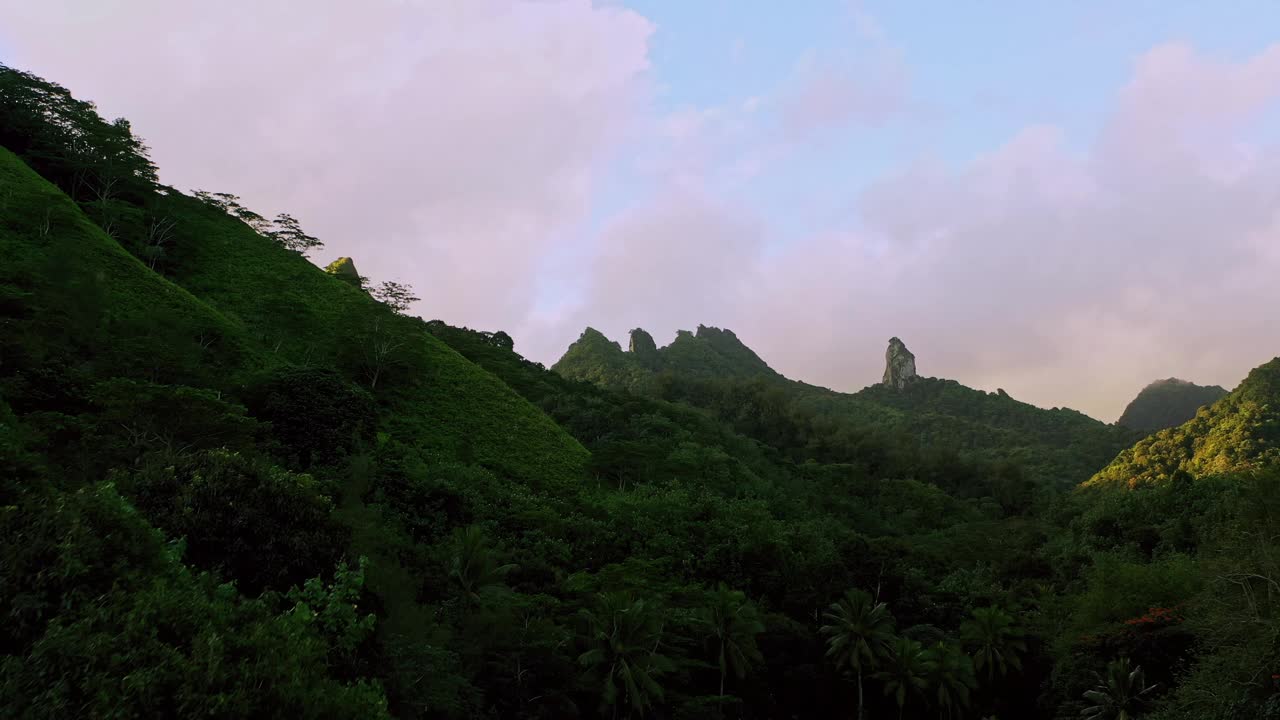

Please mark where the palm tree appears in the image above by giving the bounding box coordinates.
[924,642,977,720]
[1080,658,1159,720]
[450,525,517,606]
[820,589,896,720]
[698,583,765,698]
[874,637,935,720]
[578,592,675,719]
[960,607,1027,682]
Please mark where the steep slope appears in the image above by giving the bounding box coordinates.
[1116,378,1228,434]
[149,189,587,487]
[0,143,586,487]
[0,147,264,390]
[1088,358,1280,487]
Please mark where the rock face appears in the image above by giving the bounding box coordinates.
[882,337,918,389]
[628,328,658,363]
[324,257,363,287]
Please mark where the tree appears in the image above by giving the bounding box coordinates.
[268,212,323,256]
[578,593,675,719]
[697,583,765,699]
[0,65,157,205]
[1080,658,1159,720]
[192,190,270,232]
[873,637,934,720]
[192,193,321,254]
[357,315,407,390]
[246,366,376,469]
[924,642,976,720]
[371,280,420,315]
[960,607,1026,682]
[142,214,176,270]
[449,525,517,606]
[820,589,896,720]
[123,449,349,595]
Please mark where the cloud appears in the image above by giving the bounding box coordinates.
[4,3,1279,423]
[563,188,766,344]
[774,48,911,141]
[745,43,1280,419]
[0,0,654,331]
[556,42,1280,422]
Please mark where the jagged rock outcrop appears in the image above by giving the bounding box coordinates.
[324,257,363,288]
[628,328,658,364]
[882,337,917,389]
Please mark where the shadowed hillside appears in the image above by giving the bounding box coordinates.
[1116,378,1229,434]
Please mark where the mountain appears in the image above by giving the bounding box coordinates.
[1116,378,1229,433]
[8,63,1280,720]
[554,324,779,393]
[1088,359,1280,487]
[555,328,1140,486]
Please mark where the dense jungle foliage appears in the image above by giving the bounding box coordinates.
[3,64,1279,719]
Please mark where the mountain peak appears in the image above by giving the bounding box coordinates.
[882,337,918,389]
[1117,377,1229,433]
[628,328,657,360]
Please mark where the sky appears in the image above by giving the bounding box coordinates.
[3,0,1280,421]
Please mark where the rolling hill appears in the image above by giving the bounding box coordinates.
[1116,378,1229,434]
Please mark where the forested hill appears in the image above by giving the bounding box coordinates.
[1116,378,1229,434]
[1088,358,1280,488]
[553,325,781,394]
[6,63,1280,720]
[555,326,1140,486]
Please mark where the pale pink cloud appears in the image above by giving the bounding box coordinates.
[0,0,654,332]
[4,4,1279,423]
[565,43,1280,421]
[775,49,911,140]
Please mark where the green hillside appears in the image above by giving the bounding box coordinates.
[1116,378,1230,434]
[1053,357,1280,720]
[1089,359,1280,487]
[148,187,587,487]
[7,63,1280,720]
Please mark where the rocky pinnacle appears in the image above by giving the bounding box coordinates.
[882,337,918,389]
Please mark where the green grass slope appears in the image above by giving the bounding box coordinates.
[0,147,263,389]
[0,143,585,489]
[150,190,587,487]
[1087,357,1280,487]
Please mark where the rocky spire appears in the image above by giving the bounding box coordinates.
[628,328,658,365]
[882,337,918,389]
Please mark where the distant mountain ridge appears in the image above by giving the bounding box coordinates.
[554,327,1140,485]
[555,325,779,389]
[1117,378,1229,433]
